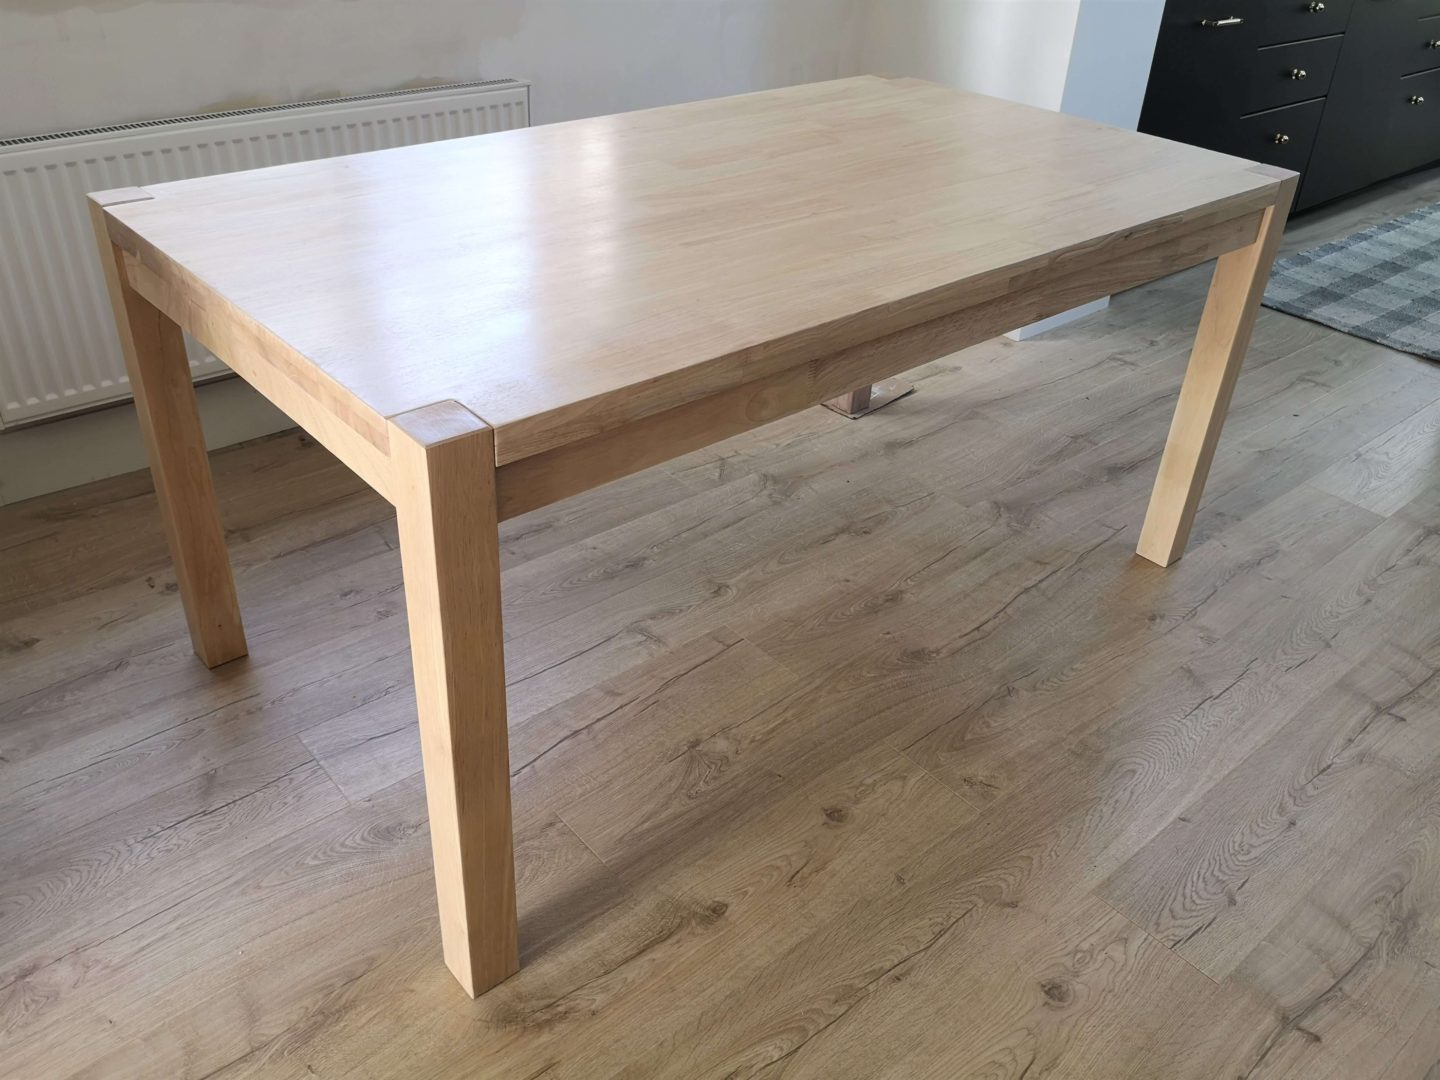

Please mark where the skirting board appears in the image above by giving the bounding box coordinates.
[1007,296,1111,341]
[0,377,291,506]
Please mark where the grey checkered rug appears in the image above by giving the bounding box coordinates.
[1264,202,1440,361]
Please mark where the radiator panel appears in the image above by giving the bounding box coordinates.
[0,80,529,426]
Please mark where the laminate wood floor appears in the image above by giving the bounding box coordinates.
[6,169,1440,1079]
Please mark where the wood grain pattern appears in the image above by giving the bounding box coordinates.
[95,77,1284,467]
[17,86,1437,1073]
[9,163,1440,1070]
[390,402,518,997]
[1311,396,1440,516]
[83,79,1295,998]
[825,384,873,416]
[87,192,248,668]
[493,206,1264,520]
[1137,170,1298,566]
[119,249,398,503]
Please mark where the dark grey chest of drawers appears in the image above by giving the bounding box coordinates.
[1140,0,1440,210]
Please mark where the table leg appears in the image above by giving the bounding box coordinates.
[89,202,247,668]
[826,384,873,416]
[391,402,519,998]
[822,379,917,419]
[1136,181,1296,567]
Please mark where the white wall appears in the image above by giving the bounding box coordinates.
[860,0,1160,120]
[861,0,1162,338]
[1,0,1162,161]
[861,0,1083,110]
[1,0,867,140]
[1060,0,1165,128]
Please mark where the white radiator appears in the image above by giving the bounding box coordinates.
[0,79,529,427]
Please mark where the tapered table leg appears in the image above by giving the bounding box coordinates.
[391,402,519,998]
[1137,175,1298,567]
[88,193,247,667]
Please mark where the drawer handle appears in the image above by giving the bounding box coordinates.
[1307,1,1325,10]
[1410,95,1427,105]
[1200,15,1245,26]
[1289,68,1309,79]
[1429,39,1440,48]
[1273,133,1292,144]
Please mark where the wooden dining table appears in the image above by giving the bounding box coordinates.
[88,76,1296,998]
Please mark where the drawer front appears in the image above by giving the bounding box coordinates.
[1160,0,1262,43]
[1246,35,1345,111]
[1397,14,1440,73]
[1225,98,1328,170]
[1140,2,1260,140]
[1386,67,1440,170]
[1261,0,1355,44]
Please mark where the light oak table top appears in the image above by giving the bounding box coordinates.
[89,76,1296,999]
[103,76,1280,466]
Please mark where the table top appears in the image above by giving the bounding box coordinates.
[104,76,1284,464]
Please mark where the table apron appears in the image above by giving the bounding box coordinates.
[116,200,1264,521]
[493,206,1265,521]
[120,248,399,504]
